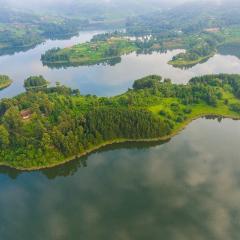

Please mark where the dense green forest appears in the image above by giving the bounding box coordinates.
[126,1,240,36]
[0,75,12,90]
[24,76,49,91]
[0,7,116,56]
[1,74,240,170]
[0,8,83,56]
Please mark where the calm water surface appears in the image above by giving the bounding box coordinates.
[1,31,240,239]
[1,31,240,98]
[1,118,240,240]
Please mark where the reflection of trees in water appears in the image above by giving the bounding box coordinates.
[42,156,88,180]
[0,166,22,179]
[136,48,168,55]
[204,115,240,123]
[0,32,79,57]
[104,57,121,66]
[171,56,212,70]
[218,43,240,59]
[204,115,223,122]
[96,139,170,153]
[42,140,169,179]
[0,44,39,57]
[43,57,122,69]
[42,48,171,70]
[0,139,169,180]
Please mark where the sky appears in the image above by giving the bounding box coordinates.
[0,0,227,13]
[1,0,197,8]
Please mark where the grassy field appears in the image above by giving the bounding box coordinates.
[41,38,138,66]
[148,86,240,134]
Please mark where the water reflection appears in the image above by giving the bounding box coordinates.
[0,32,80,57]
[171,55,213,70]
[44,56,122,69]
[0,44,39,57]
[1,119,240,239]
[1,30,240,98]
[0,140,169,180]
[218,43,240,59]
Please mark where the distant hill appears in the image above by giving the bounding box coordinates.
[0,0,193,20]
[126,0,240,35]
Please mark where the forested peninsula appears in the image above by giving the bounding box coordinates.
[0,75,12,90]
[1,74,240,170]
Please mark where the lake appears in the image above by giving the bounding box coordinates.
[1,31,240,98]
[1,31,240,240]
[1,118,240,240]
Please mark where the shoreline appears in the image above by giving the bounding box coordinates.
[42,55,123,67]
[1,113,239,172]
[168,53,215,68]
[0,80,13,91]
[41,49,137,67]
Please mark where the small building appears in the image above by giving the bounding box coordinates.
[20,109,32,120]
[204,28,220,33]
[90,44,98,50]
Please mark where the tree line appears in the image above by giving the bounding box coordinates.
[1,74,240,169]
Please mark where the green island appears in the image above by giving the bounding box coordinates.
[40,26,240,69]
[1,74,240,170]
[41,37,137,67]
[24,75,49,91]
[0,75,12,90]
[168,52,215,68]
[125,3,240,68]
[168,27,240,68]
[167,34,217,68]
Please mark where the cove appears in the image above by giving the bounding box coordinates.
[0,118,240,239]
